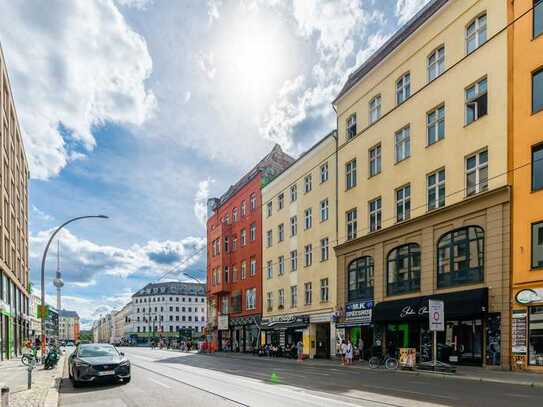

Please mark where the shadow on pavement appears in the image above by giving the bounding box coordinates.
[59,377,128,395]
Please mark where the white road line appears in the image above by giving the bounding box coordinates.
[149,377,172,389]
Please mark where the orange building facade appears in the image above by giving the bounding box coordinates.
[509,0,543,371]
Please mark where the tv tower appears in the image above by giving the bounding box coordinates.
[53,240,64,311]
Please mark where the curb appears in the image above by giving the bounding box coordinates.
[207,353,543,389]
[43,355,66,407]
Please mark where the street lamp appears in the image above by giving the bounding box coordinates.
[40,215,108,354]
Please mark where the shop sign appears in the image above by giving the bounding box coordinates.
[399,304,428,319]
[515,288,543,305]
[345,300,373,325]
[428,300,444,332]
[218,315,229,331]
[511,311,527,354]
[265,314,309,326]
[399,348,416,369]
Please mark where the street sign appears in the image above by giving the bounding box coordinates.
[428,300,444,332]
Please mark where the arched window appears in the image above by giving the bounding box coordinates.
[387,243,421,296]
[347,257,374,302]
[437,226,484,288]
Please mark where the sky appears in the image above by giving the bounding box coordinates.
[0,0,429,329]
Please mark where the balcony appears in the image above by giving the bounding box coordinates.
[208,279,231,295]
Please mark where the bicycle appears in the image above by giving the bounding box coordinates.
[21,347,40,367]
[368,353,399,369]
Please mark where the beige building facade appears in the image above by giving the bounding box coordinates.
[333,0,511,367]
[261,132,337,358]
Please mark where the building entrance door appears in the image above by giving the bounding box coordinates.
[315,323,330,358]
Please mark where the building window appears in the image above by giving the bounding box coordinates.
[387,243,421,296]
[466,78,488,124]
[427,105,445,145]
[250,223,256,241]
[278,193,284,210]
[232,266,238,282]
[533,144,543,191]
[396,72,410,105]
[369,197,381,233]
[304,208,312,230]
[369,94,381,124]
[369,144,381,177]
[346,208,357,240]
[320,278,329,302]
[320,237,329,261]
[266,201,272,217]
[290,215,297,236]
[535,0,543,37]
[290,184,297,202]
[529,306,543,365]
[224,214,230,224]
[278,256,285,275]
[241,261,247,280]
[533,68,543,114]
[267,260,273,279]
[278,223,285,242]
[304,174,312,193]
[266,292,273,311]
[240,229,246,246]
[466,149,488,196]
[278,289,285,309]
[304,282,312,305]
[395,126,410,163]
[428,169,446,210]
[437,226,484,288]
[320,162,329,183]
[320,199,329,222]
[428,46,445,81]
[290,286,298,308]
[233,208,238,222]
[266,230,273,248]
[532,221,543,269]
[396,184,411,223]
[241,201,246,217]
[250,257,256,276]
[250,193,257,211]
[466,13,487,54]
[347,113,357,139]
[290,250,298,272]
[348,256,374,302]
[246,288,256,310]
[346,159,357,189]
[304,244,313,267]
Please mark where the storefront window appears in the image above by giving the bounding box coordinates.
[347,257,374,301]
[529,306,543,366]
[387,243,421,296]
[437,226,484,288]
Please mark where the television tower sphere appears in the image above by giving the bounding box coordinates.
[53,277,64,288]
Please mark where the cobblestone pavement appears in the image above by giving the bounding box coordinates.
[0,354,64,407]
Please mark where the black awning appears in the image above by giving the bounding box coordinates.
[373,288,488,323]
[260,315,310,330]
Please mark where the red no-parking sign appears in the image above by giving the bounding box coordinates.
[428,300,444,331]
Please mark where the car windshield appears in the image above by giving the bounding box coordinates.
[78,345,118,358]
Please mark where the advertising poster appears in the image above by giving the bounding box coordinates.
[399,348,416,369]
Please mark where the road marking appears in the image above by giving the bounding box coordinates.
[149,378,171,389]
[504,394,535,399]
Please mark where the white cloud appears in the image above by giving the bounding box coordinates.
[198,51,217,80]
[184,91,192,104]
[0,0,156,179]
[115,0,154,9]
[31,205,54,222]
[208,0,223,24]
[395,0,430,24]
[29,229,206,284]
[194,178,215,227]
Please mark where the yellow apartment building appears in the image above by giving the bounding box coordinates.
[509,0,543,372]
[333,0,511,367]
[261,132,337,358]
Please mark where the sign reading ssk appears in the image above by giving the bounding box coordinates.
[428,299,444,332]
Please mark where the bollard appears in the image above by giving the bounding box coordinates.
[27,364,33,390]
[0,383,9,407]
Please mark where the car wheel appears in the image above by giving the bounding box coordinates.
[72,378,81,388]
[123,377,131,384]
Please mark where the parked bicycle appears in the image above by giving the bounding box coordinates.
[368,353,399,369]
[21,346,40,367]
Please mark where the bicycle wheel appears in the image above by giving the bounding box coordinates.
[385,357,399,370]
[21,354,32,366]
[368,356,380,369]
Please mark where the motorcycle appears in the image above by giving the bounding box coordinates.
[43,346,60,370]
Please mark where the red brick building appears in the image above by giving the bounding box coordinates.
[207,145,293,352]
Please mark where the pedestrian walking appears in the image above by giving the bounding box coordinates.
[345,340,353,365]
[340,340,347,365]
[358,337,365,362]
[296,340,304,363]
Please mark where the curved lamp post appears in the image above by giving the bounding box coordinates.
[40,215,108,353]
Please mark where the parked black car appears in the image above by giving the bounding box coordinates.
[68,343,131,387]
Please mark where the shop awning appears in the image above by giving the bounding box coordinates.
[260,315,310,330]
[373,288,488,323]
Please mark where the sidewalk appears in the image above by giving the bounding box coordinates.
[0,354,65,407]
[206,351,543,388]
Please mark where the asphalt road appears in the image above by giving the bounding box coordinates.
[58,347,543,407]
